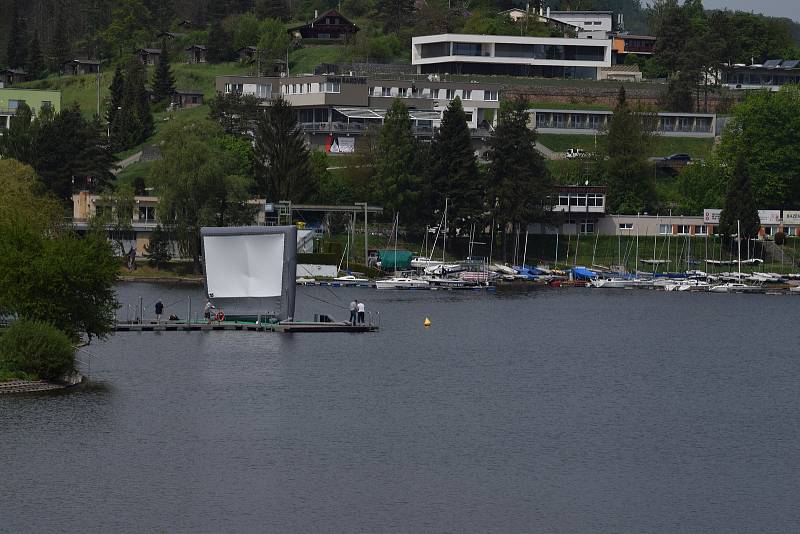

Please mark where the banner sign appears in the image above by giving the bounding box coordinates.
[758,210,781,225]
[325,135,355,153]
[703,209,721,223]
[783,211,800,224]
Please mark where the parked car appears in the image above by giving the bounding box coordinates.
[663,153,692,162]
[565,148,587,159]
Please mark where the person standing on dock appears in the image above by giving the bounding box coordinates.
[154,300,164,323]
[204,300,215,324]
[357,301,365,324]
[349,299,358,324]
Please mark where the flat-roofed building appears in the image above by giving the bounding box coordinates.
[548,10,613,39]
[722,60,800,91]
[529,108,718,138]
[0,88,61,132]
[215,73,502,152]
[412,33,612,79]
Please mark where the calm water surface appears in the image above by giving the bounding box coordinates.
[2,283,799,533]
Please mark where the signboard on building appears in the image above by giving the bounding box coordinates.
[783,211,800,224]
[703,209,721,223]
[758,210,781,225]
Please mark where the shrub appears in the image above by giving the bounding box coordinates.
[0,319,75,380]
[775,231,786,245]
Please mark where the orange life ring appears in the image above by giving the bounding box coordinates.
[215,311,225,322]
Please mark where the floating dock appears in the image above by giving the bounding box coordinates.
[113,321,378,333]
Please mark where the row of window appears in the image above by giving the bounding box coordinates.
[619,223,708,235]
[370,87,498,101]
[558,193,604,207]
[419,42,607,62]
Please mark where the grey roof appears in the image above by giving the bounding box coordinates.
[68,59,101,65]
[186,44,207,50]
[139,48,162,54]
[780,60,799,69]
[762,59,782,68]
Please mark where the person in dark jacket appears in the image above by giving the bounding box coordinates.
[154,300,164,323]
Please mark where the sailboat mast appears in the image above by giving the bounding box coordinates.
[635,212,640,274]
[653,218,657,275]
[523,227,529,268]
[555,231,559,267]
[443,198,448,263]
[737,219,742,276]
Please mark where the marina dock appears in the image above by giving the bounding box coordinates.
[113,321,379,333]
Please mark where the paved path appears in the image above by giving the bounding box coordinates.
[112,150,143,175]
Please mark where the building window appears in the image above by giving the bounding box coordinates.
[485,90,498,101]
[464,111,473,122]
[659,224,672,235]
[322,81,341,93]
[370,86,380,96]
[224,83,242,94]
[398,87,408,97]
[41,101,52,109]
[463,90,471,100]
[452,42,482,56]
[580,220,595,234]
[382,87,392,97]
[587,193,604,207]
[558,194,569,206]
[256,84,272,99]
[138,206,156,222]
[446,89,455,99]
[676,225,691,235]
[695,225,707,235]
[619,223,633,230]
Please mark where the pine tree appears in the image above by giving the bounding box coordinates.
[427,97,483,227]
[144,225,173,269]
[376,0,416,34]
[106,65,125,126]
[603,86,656,213]
[151,41,176,103]
[373,99,423,218]
[255,0,288,21]
[47,13,71,74]
[207,20,232,63]
[111,58,153,151]
[719,153,760,239]
[486,97,552,227]
[26,35,45,80]
[6,0,29,69]
[253,97,316,202]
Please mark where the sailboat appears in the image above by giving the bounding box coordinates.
[710,220,762,293]
[376,213,430,290]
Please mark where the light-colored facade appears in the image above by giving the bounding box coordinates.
[530,108,718,138]
[722,60,800,91]
[412,33,612,80]
[0,88,61,132]
[548,11,613,39]
[216,73,502,151]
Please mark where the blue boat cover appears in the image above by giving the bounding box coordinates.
[572,266,598,280]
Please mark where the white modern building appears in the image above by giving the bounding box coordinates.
[549,10,613,39]
[412,33,612,79]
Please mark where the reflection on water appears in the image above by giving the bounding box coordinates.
[2,283,800,532]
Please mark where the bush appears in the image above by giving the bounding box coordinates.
[775,231,786,245]
[0,319,75,380]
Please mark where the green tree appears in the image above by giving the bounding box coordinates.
[0,319,75,380]
[427,97,483,227]
[0,224,119,341]
[150,121,256,271]
[47,15,71,74]
[486,97,552,228]
[6,0,28,69]
[255,0,289,21]
[26,35,45,80]
[106,64,125,126]
[0,103,36,164]
[229,13,263,51]
[602,87,655,213]
[717,85,800,208]
[257,18,291,69]
[33,105,116,199]
[0,159,63,233]
[144,225,173,269]
[253,97,316,202]
[151,40,176,103]
[207,19,234,63]
[373,99,423,218]
[376,0,415,34]
[718,153,760,239]
[210,92,262,137]
[111,58,153,151]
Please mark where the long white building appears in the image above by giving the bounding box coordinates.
[412,33,612,79]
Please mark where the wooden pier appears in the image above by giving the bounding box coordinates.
[113,321,379,333]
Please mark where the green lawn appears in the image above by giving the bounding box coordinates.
[289,45,349,75]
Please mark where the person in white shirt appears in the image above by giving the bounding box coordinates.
[349,299,358,324]
[357,301,365,324]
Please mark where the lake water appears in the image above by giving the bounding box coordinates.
[2,283,800,533]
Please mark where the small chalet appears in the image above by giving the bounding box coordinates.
[137,48,162,66]
[186,44,207,64]
[156,31,186,40]
[237,46,258,63]
[288,9,359,40]
[63,59,101,76]
[0,68,27,87]
[172,89,204,108]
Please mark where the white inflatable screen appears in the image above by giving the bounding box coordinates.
[204,233,285,298]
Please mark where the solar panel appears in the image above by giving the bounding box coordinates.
[762,59,782,68]
[781,60,799,69]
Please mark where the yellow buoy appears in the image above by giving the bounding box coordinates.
[424,317,431,327]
